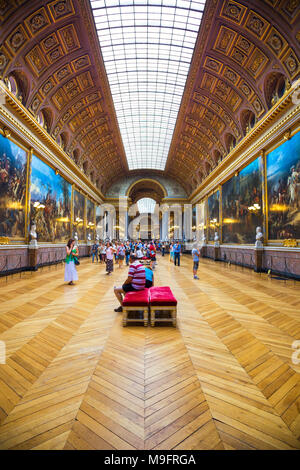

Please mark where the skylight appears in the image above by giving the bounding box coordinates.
[90,0,206,170]
[137,197,156,214]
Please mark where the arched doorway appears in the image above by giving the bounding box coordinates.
[127,180,167,240]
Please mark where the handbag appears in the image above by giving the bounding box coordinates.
[73,256,80,266]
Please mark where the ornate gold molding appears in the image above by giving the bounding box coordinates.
[283,239,298,247]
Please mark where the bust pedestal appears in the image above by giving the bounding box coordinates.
[254,248,263,273]
[28,243,38,271]
[214,246,220,261]
[200,243,206,258]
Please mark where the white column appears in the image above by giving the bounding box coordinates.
[161,210,169,241]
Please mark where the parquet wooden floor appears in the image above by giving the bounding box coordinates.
[0,255,299,450]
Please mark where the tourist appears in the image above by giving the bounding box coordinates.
[113,253,146,312]
[136,246,143,259]
[64,238,79,285]
[106,242,115,275]
[192,244,200,279]
[117,242,125,268]
[162,243,165,256]
[101,243,106,263]
[169,242,174,262]
[113,242,118,261]
[145,265,154,288]
[91,241,99,263]
[174,241,181,266]
[149,240,156,268]
[125,241,131,266]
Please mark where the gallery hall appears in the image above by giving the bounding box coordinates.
[0,0,300,452]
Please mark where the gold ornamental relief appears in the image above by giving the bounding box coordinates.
[283,239,298,247]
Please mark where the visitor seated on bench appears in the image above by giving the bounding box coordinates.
[145,266,154,288]
[114,254,146,313]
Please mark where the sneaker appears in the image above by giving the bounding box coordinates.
[194,275,199,280]
[114,306,123,312]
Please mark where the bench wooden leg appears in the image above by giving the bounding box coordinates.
[144,308,148,327]
[122,308,127,327]
[150,308,155,327]
[172,307,177,327]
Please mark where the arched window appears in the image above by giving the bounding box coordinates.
[137,198,156,214]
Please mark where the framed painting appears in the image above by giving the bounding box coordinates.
[73,189,85,241]
[207,190,220,242]
[267,131,300,240]
[30,155,71,242]
[86,198,95,241]
[0,134,28,239]
[222,157,263,244]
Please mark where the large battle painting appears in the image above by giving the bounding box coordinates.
[86,198,95,241]
[267,132,300,240]
[222,157,263,244]
[30,155,71,242]
[207,190,220,241]
[0,134,27,239]
[73,190,85,240]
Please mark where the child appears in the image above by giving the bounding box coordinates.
[145,266,154,288]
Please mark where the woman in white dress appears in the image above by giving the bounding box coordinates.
[64,239,79,285]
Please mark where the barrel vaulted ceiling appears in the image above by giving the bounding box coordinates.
[0,0,299,197]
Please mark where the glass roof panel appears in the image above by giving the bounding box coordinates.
[90,0,206,170]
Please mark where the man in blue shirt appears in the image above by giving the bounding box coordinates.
[192,244,200,279]
[173,241,181,266]
[91,242,99,263]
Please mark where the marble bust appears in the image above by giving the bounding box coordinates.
[255,226,264,248]
[214,231,220,247]
[29,223,38,247]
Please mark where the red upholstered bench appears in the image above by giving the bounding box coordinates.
[122,289,149,327]
[149,287,177,327]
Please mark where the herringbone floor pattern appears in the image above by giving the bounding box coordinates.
[0,255,299,450]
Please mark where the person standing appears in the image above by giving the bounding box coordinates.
[162,243,165,257]
[125,241,131,266]
[106,242,115,275]
[64,239,78,285]
[91,241,99,263]
[174,241,181,266]
[192,244,200,279]
[101,243,106,263]
[169,242,174,262]
[117,243,125,268]
[149,241,156,268]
